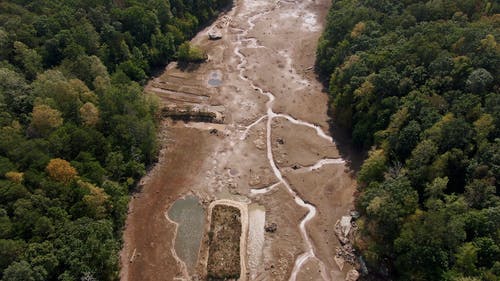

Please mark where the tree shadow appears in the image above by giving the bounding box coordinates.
[313,71,367,173]
[177,61,202,72]
[328,119,367,173]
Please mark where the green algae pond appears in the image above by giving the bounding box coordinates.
[167,195,205,273]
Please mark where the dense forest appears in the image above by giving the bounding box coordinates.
[0,0,228,280]
[317,0,499,280]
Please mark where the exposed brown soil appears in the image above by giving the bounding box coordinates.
[120,0,358,280]
[284,164,357,277]
[119,124,218,280]
[271,118,340,168]
[207,205,242,280]
[253,183,307,280]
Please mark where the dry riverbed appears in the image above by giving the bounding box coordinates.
[120,0,357,280]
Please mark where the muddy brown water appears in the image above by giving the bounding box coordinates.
[167,195,205,273]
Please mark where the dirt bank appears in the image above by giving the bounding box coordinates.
[119,124,218,280]
[120,0,357,280]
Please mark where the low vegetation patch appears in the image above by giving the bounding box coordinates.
[207,205,242,280]
[161,107,217,123]
[177,42,208,63]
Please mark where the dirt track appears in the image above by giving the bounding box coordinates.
[120,0,357,280]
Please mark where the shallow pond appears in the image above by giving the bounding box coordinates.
[208,71,222,87]
[167,195,205,273]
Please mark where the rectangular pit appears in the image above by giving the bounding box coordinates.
[207,205,242,280]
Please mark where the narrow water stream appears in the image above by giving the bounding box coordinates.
[232,3,345,280]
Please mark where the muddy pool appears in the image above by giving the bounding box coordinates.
[167,195,205,273]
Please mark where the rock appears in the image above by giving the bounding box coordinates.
[350,210,360,219]
[334,255,345,271]
[276,138,285,145]
[249,175,261,186]
[340,216,352,237]
[208,30,222,40]
[253,138,266,150]
[345,269,360,281]
[265,223,277,233]
[209,128,218,135]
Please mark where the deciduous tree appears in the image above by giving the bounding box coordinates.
[45,158,77,184]
[29,105,63,137]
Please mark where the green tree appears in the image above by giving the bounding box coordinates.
[13,42,42,80]
[0,209,13,238]
[406,139,438,188]
[1,261,40,281]
[395,196,467,280]
[316,1,499,278]
[358,149,387,184]
[0,68,31,120]
[464,179,497,209]
[364,176,418,241]
[176,41,206,62]
[31,71,88,121]
[0,239,25,271]
[455,242,478,276]
[466,68,493,94]
[22,242,58,278]
[473,237,500,269]
[60,55,109,89]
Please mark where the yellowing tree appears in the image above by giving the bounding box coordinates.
[30,104,63,136]
[473,113,494,142]
[5,171,24,184]
[351,22,366,38]
[46,158,77,184]
[79,181,110,218]
[79,102,99,126]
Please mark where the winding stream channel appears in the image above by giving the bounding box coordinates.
[233,2,344,280]
[121,0,356,280]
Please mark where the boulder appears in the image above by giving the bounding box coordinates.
[350,210,360,219]
[265,223,277,233]
[345,269,360,281]
[340,215,352,236]
[208,30,222,40]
